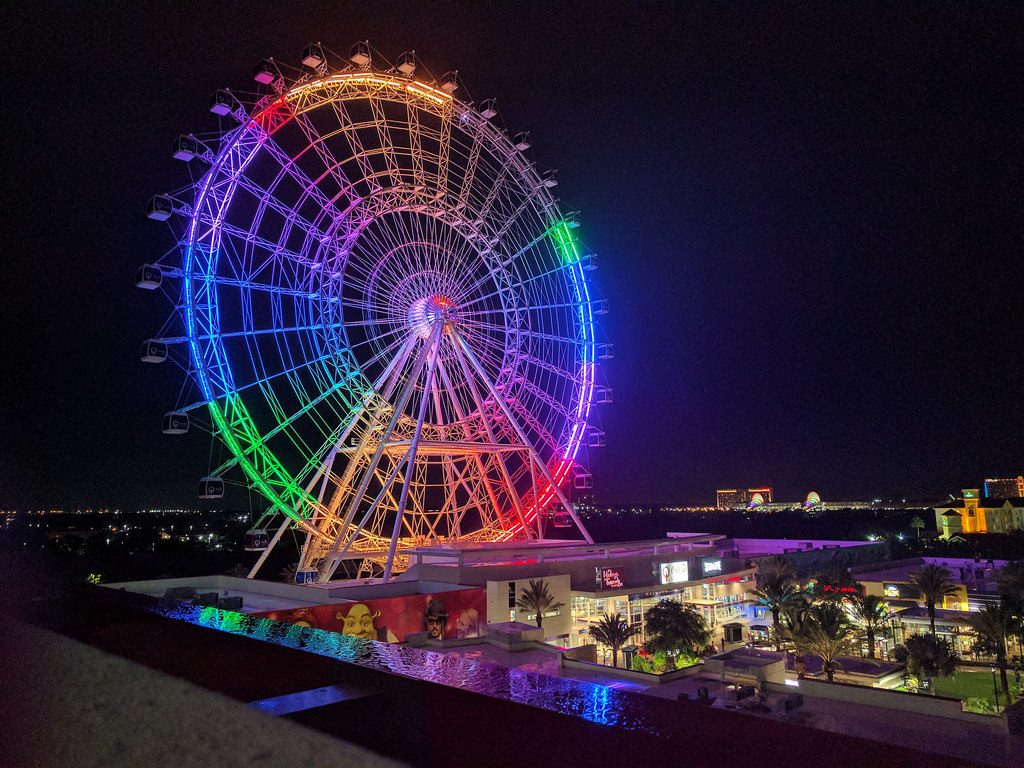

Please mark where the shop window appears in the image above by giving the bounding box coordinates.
[508,581,516,608]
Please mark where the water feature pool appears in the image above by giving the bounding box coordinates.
[154,600,668,736]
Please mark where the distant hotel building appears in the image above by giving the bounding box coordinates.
[984,476,1024,499]
[716,487,773,509]
[934,488,1024,536]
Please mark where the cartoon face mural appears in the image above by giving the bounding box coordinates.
[339,603,380,640]
[254,588,486,643]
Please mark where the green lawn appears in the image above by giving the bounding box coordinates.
[931,671,1022,708]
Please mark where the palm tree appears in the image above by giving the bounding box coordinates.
[279,562,298,583]
[753,579,807,651]
[969,604,1022,703]
[643,600,711,656]
[757,555,797,585]
[516,579,564,630]
[851,594,890,659]
[224,563,250,579]
[997,561,1024,616]
[895,633,961,682]
[910,516,925,539]
[589,612,640,668]
[786,601,856,682]
[908,564,959,636]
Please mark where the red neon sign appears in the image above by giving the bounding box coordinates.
[600,568,624,589]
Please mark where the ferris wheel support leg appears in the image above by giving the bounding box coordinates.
[247,515,292,579]
[383,325,444,582]
[316,337,434,582]
[452,331,594,544]
[298,335,420,571]
[446,340,533,536]
[435,355,525,536]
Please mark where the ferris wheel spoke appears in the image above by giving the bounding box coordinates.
[232,174,327,243]
[450,329,591,542]
[279,111,362,207]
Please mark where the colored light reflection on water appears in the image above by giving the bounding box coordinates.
[155,602,663,734]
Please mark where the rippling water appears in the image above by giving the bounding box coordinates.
[153,601,666,735]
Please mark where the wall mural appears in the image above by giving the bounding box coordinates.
[253,588,486,643]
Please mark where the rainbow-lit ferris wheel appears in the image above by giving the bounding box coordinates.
[139,42,610,582]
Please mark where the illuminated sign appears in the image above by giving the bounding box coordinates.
[599,567,624,589]
[820,584,859,595]
[659,561,689,585]
[883,583,902,598]
[701,558,723,576]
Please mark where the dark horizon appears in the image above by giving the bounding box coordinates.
[3,2,1022,510]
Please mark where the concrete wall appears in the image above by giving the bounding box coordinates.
[764,678,1008,732]
[103,575,350,605]
[703,656,786,685]
[560,655,703,684]
[486,574,572,640]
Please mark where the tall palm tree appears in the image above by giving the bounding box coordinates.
[908,564,959,636]
[997,562,1024,616]
[516,579,565,630]
[786,602,856,682]
[589,612,640,668]
[851,594,890,659]
[910,516,925,539]
[969,604,1022,703]
[753,579,806,651]
[757,555,798,585]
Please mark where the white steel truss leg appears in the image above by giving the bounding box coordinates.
[451,329,594,544]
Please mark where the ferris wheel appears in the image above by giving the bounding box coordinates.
[139,43,610,582]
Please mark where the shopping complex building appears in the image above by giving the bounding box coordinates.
[106,534,889,652]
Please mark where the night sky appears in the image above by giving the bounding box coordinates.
[3,2,1022,509]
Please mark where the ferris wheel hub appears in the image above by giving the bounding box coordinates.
[408,294,456,339]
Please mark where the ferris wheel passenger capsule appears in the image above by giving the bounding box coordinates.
[513,132,531,151]
[579,254,598,271]
[592,299,609,316]
[140,339,168,363]
[594,386,613,405]
[135,264,162,290]
[587,430,607,449]
[439,71,458,93]
[146,195,174,221]
[244,528,270,551]
[209,89,238,117]
[198,476,225,499]
[162,411,189,435]
[172,135,198,162]
[596,343,613,360]
[480,99,497,119]
[350,41,371,68]
[301,43,324,68]
[540,170,558,188]
[574,470,594,490]
[397,51,416,75]
[253,59,277,85]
